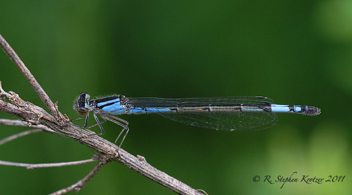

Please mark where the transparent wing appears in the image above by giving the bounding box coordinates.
[128,96,274,109]
[128,96,278,131]
[157,112,278,131]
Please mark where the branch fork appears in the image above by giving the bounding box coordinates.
[0,34,204,195]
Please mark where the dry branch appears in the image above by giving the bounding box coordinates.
[0,34,204,195]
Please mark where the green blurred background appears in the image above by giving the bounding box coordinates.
[0,0,351,194]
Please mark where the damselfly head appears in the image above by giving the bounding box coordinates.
[73,92,91,116]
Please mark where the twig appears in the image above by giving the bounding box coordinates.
[0,34,204,195]
[0,34,65,121]
[0,119,55,132]
[50,160,110,195]
[0,129,43,145]
[0,81,55,125]
[0,157,97,170]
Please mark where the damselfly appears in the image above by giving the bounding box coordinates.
[73,92,321,147]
